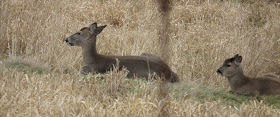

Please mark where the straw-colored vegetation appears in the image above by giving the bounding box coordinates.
[0,0,279,116]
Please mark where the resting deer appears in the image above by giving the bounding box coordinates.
[65,23,179,82]
[217,54,280,96]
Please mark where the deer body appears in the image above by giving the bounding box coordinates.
[82,54,170,78]
[217,54,280,96]
[66,23,179,82]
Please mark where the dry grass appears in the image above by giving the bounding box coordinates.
[0,0,280,116]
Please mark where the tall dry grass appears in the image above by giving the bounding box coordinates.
[0,0,280,116]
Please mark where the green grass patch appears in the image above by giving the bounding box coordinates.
[82,73,108,81]
[84,76,280,109]
[4,61,48,74]
[258,96,280,108]
[168,83,280,108]
[63,73,280,109]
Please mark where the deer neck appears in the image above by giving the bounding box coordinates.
[82,35,99,65]
[227,67,249,91]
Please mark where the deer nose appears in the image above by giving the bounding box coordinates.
[65,38,69,43]
[216,69,222,74]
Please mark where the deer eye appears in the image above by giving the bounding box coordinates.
[226,64,231,67]
[77,32,81,35]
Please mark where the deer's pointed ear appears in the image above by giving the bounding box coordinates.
[89,23,98,31]
[95,25,107,34]
[234,54,242,65]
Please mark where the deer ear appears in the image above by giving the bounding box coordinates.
[89,23,98,31]
[234,54,242,65]
[94,25,107,34]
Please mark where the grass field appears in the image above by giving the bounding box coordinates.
[0,0,280,116]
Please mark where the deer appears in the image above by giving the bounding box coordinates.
[216,54,280,96]
[65,23,179,83]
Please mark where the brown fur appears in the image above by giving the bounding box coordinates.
[65,23,179,82]
[217,54,280,96]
